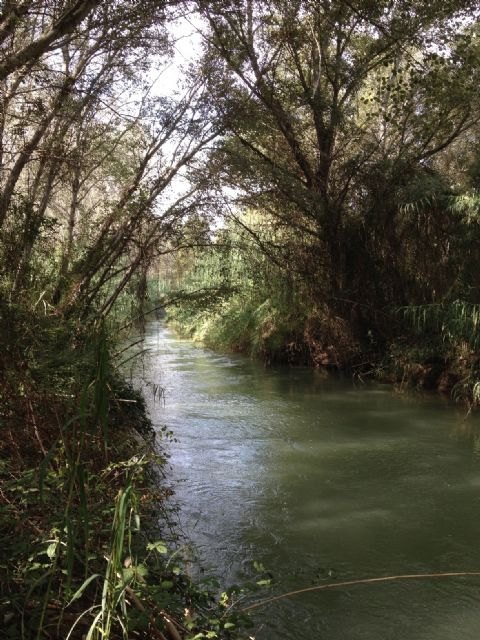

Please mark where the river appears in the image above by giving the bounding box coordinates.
[132,322,480,640]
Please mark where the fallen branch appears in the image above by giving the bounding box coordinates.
[124,585,168,640]
[238,571,480,612]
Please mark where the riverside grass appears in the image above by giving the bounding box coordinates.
[0,310,255,640]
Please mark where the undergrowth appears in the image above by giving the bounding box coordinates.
[168,289,480,407]
[0,300,261,639]
[168,291,360,369]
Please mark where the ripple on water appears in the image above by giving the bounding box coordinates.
[132,323,480,640]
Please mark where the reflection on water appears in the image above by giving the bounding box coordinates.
[132,323,480,640]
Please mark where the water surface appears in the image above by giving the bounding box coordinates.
[133,323,480,640]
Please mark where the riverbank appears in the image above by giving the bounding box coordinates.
[0,306,251,639]
[166,299,480,409]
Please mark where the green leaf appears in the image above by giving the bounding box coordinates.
[161,580,174,589]
[123,567,135,582]
[146,540,167,554]
[67,574,101,605]
[136,564,148,578]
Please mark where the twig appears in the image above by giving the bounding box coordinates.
[238,571,480,612]
[124,586,168,640]
[113,338,146,357]
[0,485,43,535]
[28,399,47,456]
[124,585,188,640]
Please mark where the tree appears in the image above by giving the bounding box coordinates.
[196,0,480,313]
[0,0,220,322]
[0,1,102,81]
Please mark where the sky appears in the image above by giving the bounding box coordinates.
[151,13,204,98]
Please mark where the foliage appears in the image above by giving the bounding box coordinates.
[3,1,480,636]
[0,0,218,326]
[0,300,256,639]
[402,300,480,351]
[0,4,256,635]
[164,217,359,368]
[156,0,480,405]
[195,0,480,304]
[400,299,480,405]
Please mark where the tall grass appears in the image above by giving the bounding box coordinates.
[1,300,254,639]
[400,299,480,404]
[161,221,360,366]
[402,300,480,351]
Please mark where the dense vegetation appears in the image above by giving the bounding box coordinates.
[1,0,480,638]
[161,0,480,407]
[0,1,257,638]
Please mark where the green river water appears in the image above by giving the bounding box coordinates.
[136,322,480,639]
